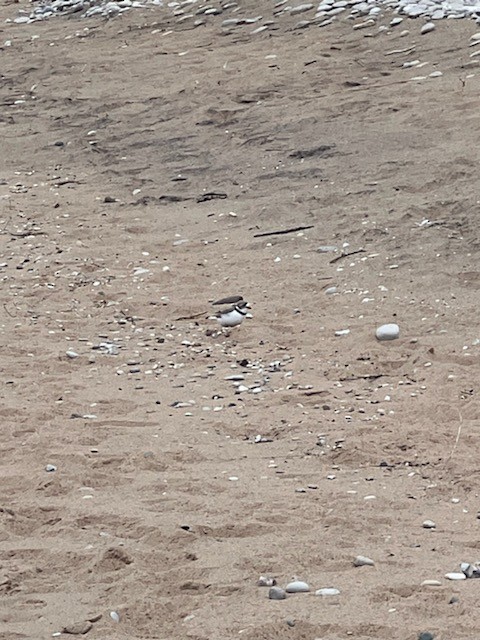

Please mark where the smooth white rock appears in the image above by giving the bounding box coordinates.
[290,3,314,14]
[422,519,436,529]
[316,587,340,596]
[421,21,435,32]
[354,555,375,567]
[285,580,310,593]
[445,572,466,580]
[375,324,400,341]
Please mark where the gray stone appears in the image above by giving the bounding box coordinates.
[269,586,287,599]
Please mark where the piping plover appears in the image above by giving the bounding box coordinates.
[211,296,251,328]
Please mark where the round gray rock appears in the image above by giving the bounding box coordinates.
[269,586,287,600]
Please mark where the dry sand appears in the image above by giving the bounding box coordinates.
[1,3,480,638]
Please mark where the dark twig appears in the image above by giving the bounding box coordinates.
[253,225,314,238]
[329,248,365,264]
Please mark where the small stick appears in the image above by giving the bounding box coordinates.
[339,374,384,382]
[253,225,314,238]
[329,248,365,264]
[174,311,206,321]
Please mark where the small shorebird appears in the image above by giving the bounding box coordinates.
[211,295,251,328]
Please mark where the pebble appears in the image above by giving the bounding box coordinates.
[45,464,57,472]
[315,587,340,596]
[269,586,287,599]
[285,580,310,593]
[62,621,93,635]
[422,519,436,529]
[353,555,375,567]
[290,3,314,14]
[421,579,442,586]
[375,323,400,341]
[66,350,79,359]
[418,633,435,640]
[445,572,466,580]
[420,21,435,33]
[258,575,276,587]
[110,611,120,622]
[316,245,338,253]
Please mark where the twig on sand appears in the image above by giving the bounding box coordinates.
[329,248,365,264]
[174,311,206,321]
[253,225,314,238]
[339,374,384,382]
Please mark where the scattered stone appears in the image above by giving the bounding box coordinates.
[269,586,287,600]
[325,286,338,295]
[420,22,435,34]
[45,464,57,472]
[449,595,459,604]
[353,18,375,29]
[375,323,400,341]
[258,575,276,587]
[354,555,375,567]
[460,562,480,578]
[445,572,466,580]
[286,618,296,627]
[421,579,442,586]
[254,434,273,443]
[422,519,436,529]
[290,3,314,15]
[110,611,120,622]
[418,633,435,640]
[62,621,93,635]
[316,245,338,253]
[66,350,79,359]
[315,587,340,596]
[286,580,310,593]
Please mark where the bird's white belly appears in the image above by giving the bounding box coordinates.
[218,309,245,327]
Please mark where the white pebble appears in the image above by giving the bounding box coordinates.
[315,587,340,596]
[445,572,466,581]
[285,580,310,593]
[375,323,400,341]
[420,22,435,34]
[354,555,375,567]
